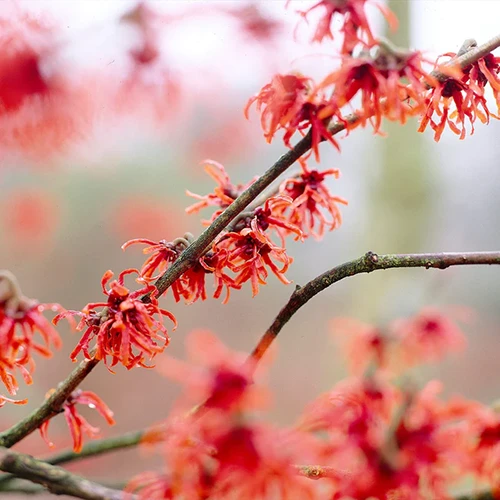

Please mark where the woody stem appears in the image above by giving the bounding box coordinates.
[248,251,500,366]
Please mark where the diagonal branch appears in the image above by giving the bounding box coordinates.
[147,33,500,302]
[249,251,500,365]
[0,446,129,500]
[0,358,99,449]
[1,31,499,495]
[44,429,144,467]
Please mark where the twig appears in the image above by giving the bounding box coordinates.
[45,429,145,467]
[249,251,500,365]
[1,31,499,497]
[0,430,145,489]
[146,131,315,300]
[0,479,127,496]
[0,447,129,500]
[294,464,351,481]
[0,358,99,448]
[146,33,500,302]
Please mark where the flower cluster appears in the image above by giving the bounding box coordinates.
[128,310,500,499]
[125,160,346,303]
[332,307,467,374]
[40,389,115,452]
[247,6,500,155]
[0,271,63,405]
[293,0,397,53]
[244,73,343,161]
[54,269,176,371]
[419,50,500,141]
[127,330,319,499]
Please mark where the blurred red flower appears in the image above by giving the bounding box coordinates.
[40,389,115,452]
[2,188,59,252]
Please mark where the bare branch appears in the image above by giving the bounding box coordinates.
[0,447,128,500]
[249,251,500,365]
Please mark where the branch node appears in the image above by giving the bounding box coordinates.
[366,251,379,264]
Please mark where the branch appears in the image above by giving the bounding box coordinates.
[249,251,500,364]
[146,33,500,302]
[44,429,144,467]
[0,430,145,490]
[0,358,99,448]
[0,479,127,496]
[0,447,128,500]
[147,132,314,300]
[1,32,498,496]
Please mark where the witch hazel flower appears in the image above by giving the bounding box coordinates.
[390,307,467,366]
[54,269,176,371]
[276,166,347,240]
[465,52,500,113]
[128,331,320,499]
[332,307,467,375]
[40,389,115,452]
[0,271,63,402]
[315,41,437,134]
[417,48,500,141]
[0,8,98,158]
[292,0,397,53]
[245,73,345,161]
[186,160,256,224]
[216,227,293,297]
[123,234,237,304]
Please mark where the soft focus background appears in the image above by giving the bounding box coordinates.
[2,0,500,490]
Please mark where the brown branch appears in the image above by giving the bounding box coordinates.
[1,31,499,496]
[44,429,145,467]
[0,358,99,449]
[0,447,128,500]
[146,132,315,300]
[249,251,500,365]
[0,479,128,496]
[146,33,500,302]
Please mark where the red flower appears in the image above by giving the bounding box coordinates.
[467,53,500,113]
[245,73,343,161]
[294,0,397,53]
[130,331,319,499]
[224,4,282,43]
[211,425,320,499]
[40,389,115,452]
[331,317,389,374]
[157,329,266,412]
[122,238,179,283]
[276,167,347,239]
[123,236,237,304]
[316,46,436,134]
[54,269,176,371]
[417,53,494,141]
[126,472,174,499]
[230,196,303,245]
[0,9,96,157]
[390,307,466,365]
[217,227,292,297]
[0,271,62,399]
[186,160,255,224]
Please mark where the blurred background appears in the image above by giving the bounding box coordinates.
[2,0,500,491]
